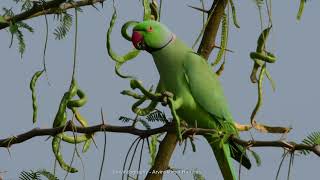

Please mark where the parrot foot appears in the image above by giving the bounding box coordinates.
[160,91,174,106]
[167,97,183,141]
[130,79,162,101]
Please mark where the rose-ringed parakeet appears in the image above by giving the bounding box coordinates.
[131,20,251,180]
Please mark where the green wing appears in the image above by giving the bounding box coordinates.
[184,52,252,170]
[183,52,233,123]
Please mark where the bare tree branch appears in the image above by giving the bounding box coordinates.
[0,0,105,30]
[197,0,228,59]
[1,121,318,157]
[0,121,171,148]
[231,135,320,156]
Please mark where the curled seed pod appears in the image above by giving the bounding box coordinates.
[59,133,89,144]
[52,136,78,173]
[150,0,159,21]
[121,21,139,41]
[133,99,158,116]
[82,138,92,153]
[73,109,88,126]
[250,27,276,86]
[67,89,87,109]
[58,109,93,152]
[121,90,144,99]
[132,97,147,115]
[229,0,240,28]
[106,7,140,79]
[69,78,78,98]
[265,70,276,92]
[256,26,272,53]
[52,92,69,128]
[130,79,161,101]
[74,110,93,153]
[72,109,93,152]
[143,0,152,20]
[212,13,228,67]
[250,64,266,123]
[30,70,44,123]
[250,52,276,63]
[250,62,260,83]
[297,0,306,20]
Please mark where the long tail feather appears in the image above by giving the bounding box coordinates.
[205,136,237,180]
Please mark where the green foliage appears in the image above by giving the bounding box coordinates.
[13,0,33,11]
[36,169,59,180]
[2,7,34,57]
[15,28,25,56]
[208,122,236,148]
[19,170,40,180]
[146,110,168,124]
[9,22,34,57]
[300,131,320,155]
[54,12,73,40]
[119,110,168,131]
[19,169,58,180]
[249,150,262,166]
[118,116,132,123]
[2,7,14,17]
[118,116,152,129]
[193,169,206,180]
[297,0,307,20]
[0,15,6,23]
[18,21,34,32]
[138,119,151,129]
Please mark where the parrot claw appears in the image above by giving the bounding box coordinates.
[160,91,174,106]
[163,91,174,98]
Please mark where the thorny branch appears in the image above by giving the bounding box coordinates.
[1,121,319,156]
[0,0,105,30]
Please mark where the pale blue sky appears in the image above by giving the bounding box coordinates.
[0,0,319,180]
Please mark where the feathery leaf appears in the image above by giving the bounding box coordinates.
[300,131,320,155]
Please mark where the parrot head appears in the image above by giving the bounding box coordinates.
[131,20,174,52]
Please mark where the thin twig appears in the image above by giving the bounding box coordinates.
[0,0,106,30]
[0,122,319,156]
[122,138,140,180]
[98,109,107,180]
[136,139,145,180]
[275,151,289,180]
[127,138,142,180]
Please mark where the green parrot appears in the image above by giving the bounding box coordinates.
[131,20,251,180]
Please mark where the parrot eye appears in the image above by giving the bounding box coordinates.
[147,26,153,32]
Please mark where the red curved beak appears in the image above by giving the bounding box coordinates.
[132,31,143,49]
